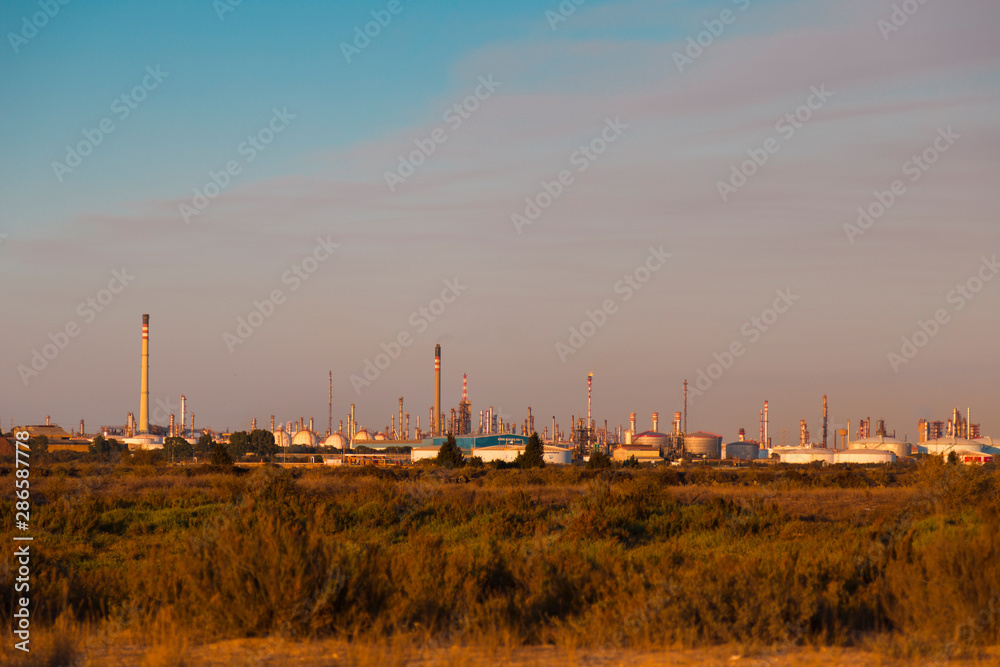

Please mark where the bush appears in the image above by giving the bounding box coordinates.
[435,434,464,469]
[587,450,612,469]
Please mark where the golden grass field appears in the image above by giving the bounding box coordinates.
[2,456,998,665]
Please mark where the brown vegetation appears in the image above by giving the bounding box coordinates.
[1,458,998,664]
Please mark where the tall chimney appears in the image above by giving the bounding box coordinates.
[180,395,187,437]
[169,413,175,437]
[587,373,593,429]
[251,417,257,431]
[270,414,275,432]
[822,395,828,448]
[652,412,659,433]
[328,371,333,437]
[434,344,442,436]
[139,314,150,433]
[46,415,51,426]
[190,414,194,436]
[683,379,688,434]
[309,417,314,433]
[763,400,769,448]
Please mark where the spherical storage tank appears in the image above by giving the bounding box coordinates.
[273,429,291,448]
[685,432,722,458]
[373,432,387,442]
[725,442,759,461]
[352,429,373,443]
[292,429,318,447]
[322,433,346,449]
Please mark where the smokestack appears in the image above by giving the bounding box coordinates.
[822,395,828,448]
[629,412,636,434]
[434,344,442,436]
[405,413,410,440]
[169,413,175,437]
[80,419,85,437]
[763,400,769,448]
[328,371,333,437]
[309,417,314,433]
[46,415,50,426]
[683,379,688,434]
[673,412,682,436]
[180,395,187,437]
[251,417,257,431]
[652,412,659,433]
[190,414,194,436]
[139,314,150,433]
[270,415,275,432]
[738,428,745,442]
[587,373,593,428]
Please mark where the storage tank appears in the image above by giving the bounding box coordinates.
[918,436,984,457]
[352,429,373,443]
[273,429,291,449]
[725,441,759,461]
[835,449,896,464]
[633,430,669,452]
[684,432,722,458]
[322,433,346,449]
[848,435,909,460]
[292,429,318,447]
[775,448,835,465]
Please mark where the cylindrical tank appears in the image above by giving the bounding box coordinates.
[835,449,896,464]
[634,431,669,452]
[848,436,909,460]
[776,448,835,464]
[684,432,722,458]
[725,442,759,461]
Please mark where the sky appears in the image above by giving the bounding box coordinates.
[2,0,998,443]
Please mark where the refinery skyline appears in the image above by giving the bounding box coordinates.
[3,1,998,440]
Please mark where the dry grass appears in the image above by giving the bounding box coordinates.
[1,458,998,663]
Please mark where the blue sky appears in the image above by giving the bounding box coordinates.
[2,0,999,442]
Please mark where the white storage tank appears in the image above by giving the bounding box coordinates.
[292,429,318,448]
[835,449,896,464]
[774,448,835,464]
[848,435,910,460]
[919,436,984,457]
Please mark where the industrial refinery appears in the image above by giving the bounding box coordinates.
[4,313,997,467]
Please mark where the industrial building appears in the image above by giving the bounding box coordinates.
[410,434,571,465]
